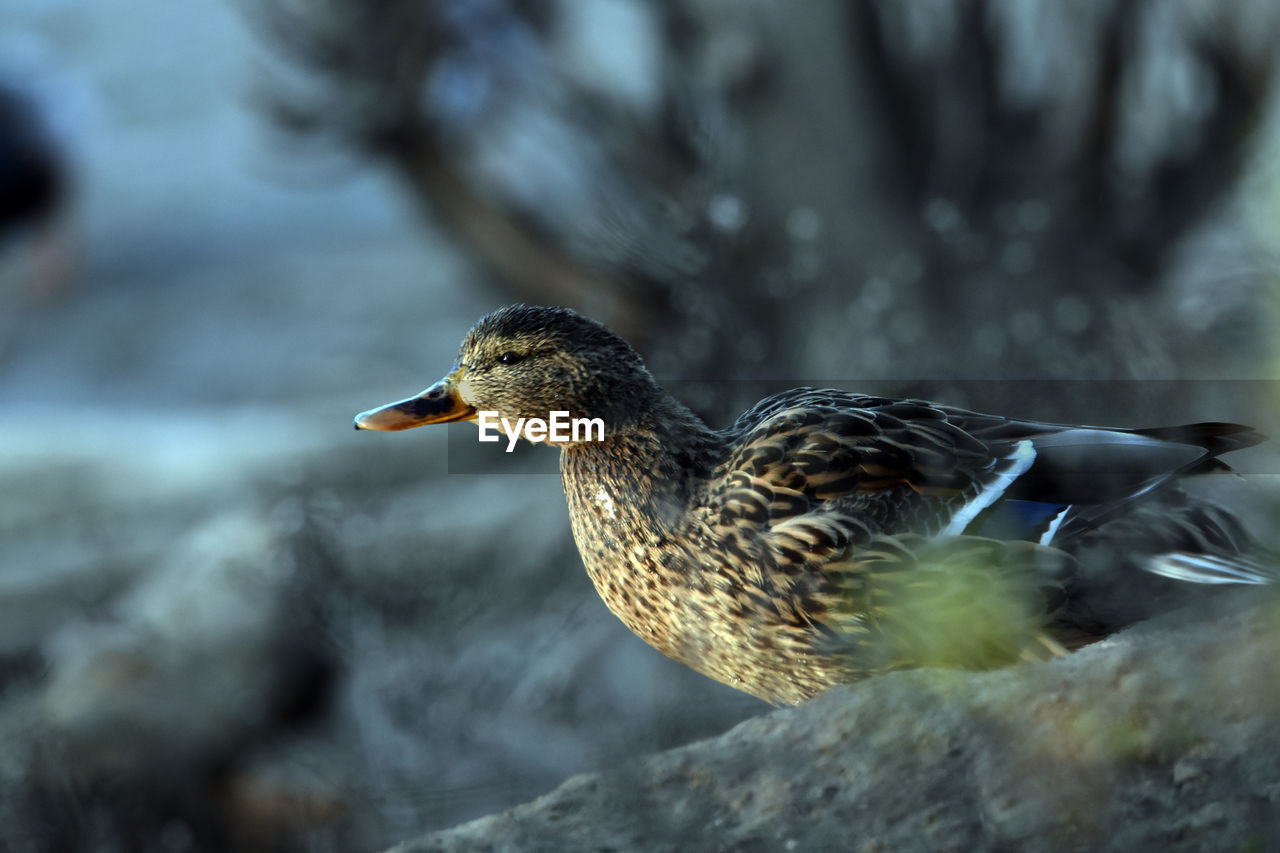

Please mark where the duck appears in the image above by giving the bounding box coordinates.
[354,305,1271,705]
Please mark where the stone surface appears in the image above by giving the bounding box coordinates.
[394,592,1280,853]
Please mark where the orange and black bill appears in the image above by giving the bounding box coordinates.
[353,373,476,431]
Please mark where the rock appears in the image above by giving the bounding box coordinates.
[6,505,338,851]
[391,591,1280,853]
[37,509,328,780]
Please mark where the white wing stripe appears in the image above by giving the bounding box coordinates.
[941,440,1036,537]
[1038,505,1070,546]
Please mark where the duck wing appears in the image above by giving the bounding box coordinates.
[719,388,1263,546]
[702,390,1058,631]
[693,389,1268,694]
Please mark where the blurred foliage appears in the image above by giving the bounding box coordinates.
[836,536,1066,675]
[251,0,1280,402]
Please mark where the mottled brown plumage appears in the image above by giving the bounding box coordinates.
[356,305,1269,705]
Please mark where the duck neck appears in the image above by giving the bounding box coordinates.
[559,389,717,539]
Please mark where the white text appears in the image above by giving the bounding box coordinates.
[477,411,605,451]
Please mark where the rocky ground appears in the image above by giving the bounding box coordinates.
[397,591,1280,853]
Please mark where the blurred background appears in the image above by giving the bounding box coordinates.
[2,0,1279,850]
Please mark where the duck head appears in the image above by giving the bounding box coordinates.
[354,305,660,436]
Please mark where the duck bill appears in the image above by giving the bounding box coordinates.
[354,374,476,431]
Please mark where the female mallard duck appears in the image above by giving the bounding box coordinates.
[355,305,1270,705]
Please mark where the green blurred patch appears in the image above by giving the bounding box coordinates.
[836,535,1066,676]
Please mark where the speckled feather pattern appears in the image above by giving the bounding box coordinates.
[560,390,1095,704]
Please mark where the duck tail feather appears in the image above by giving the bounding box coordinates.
[1143,551,1275,586]
[1131,422,1266,456]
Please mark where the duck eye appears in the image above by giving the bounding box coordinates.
[497,351,525,366]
